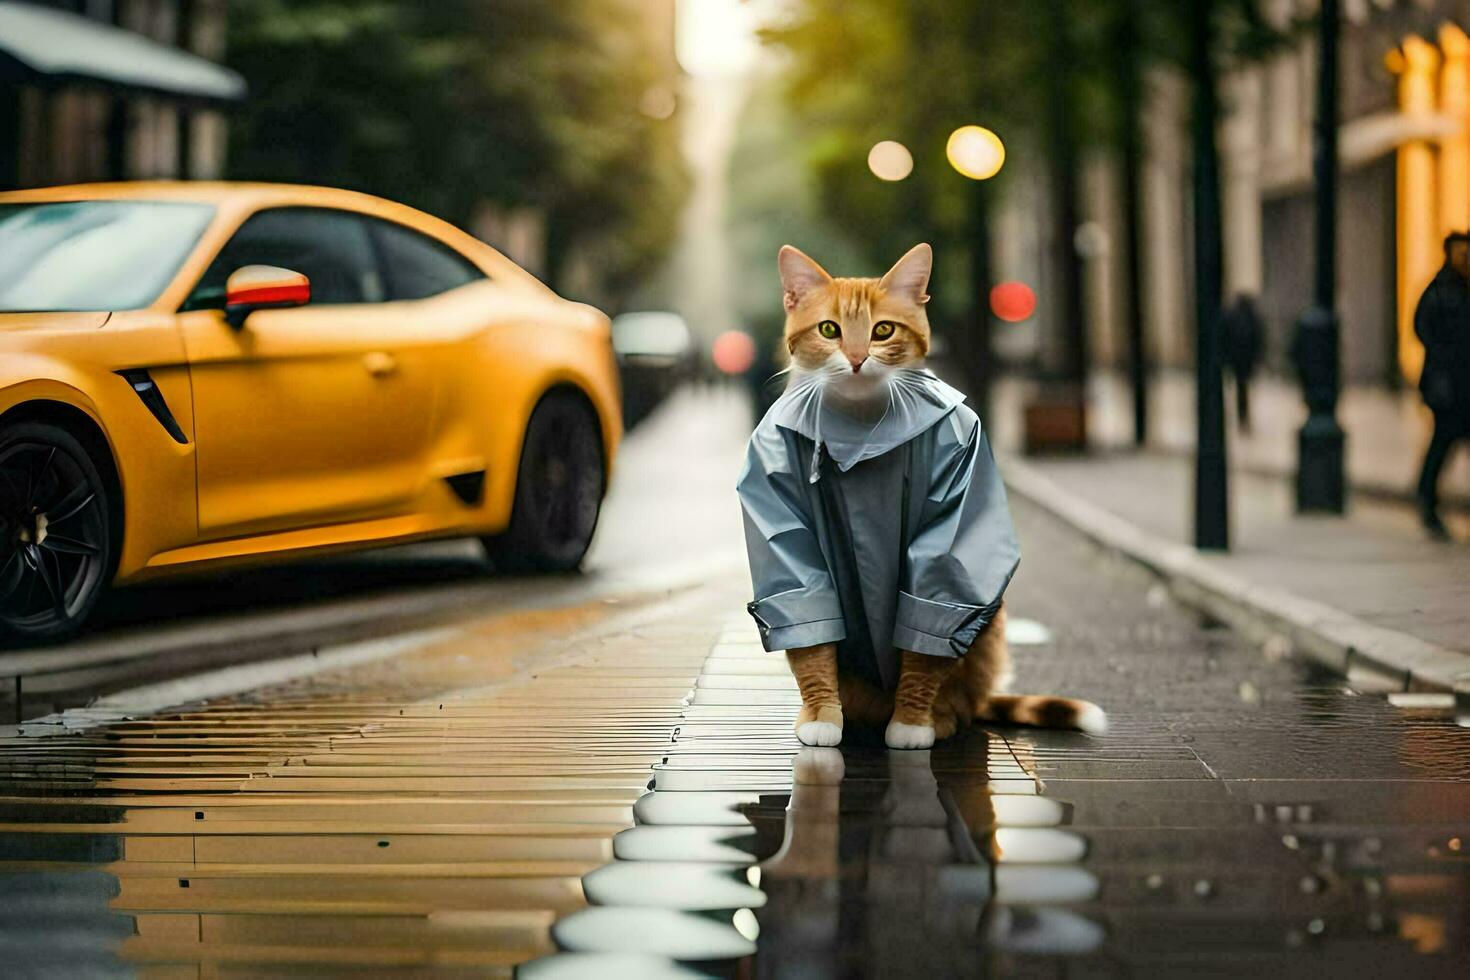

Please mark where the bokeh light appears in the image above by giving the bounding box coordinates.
[990,281,1036,322]
[712,329,757,374]
[947,125,1005,180]
[867,140,914,181]
[1074,221,1110,259]
[639,86,677,120]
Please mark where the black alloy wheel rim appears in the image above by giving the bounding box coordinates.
[527,406,600,555]
[0,440,107,632]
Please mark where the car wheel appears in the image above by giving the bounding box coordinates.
[482,392,604,574]
[0,422,113,643]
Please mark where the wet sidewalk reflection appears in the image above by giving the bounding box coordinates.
[530,622,1104,977]
[0,594,731,977]
[528,612,1470,979]
[1,573,1467,978]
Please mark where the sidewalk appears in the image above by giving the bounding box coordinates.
[991,370,1470,507]
[1004,450,1470,694]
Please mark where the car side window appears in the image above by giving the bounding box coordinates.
[366,217,485,302]
[184,207,384,310]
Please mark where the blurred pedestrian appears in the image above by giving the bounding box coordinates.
[1413,231,1470,540]
[1221,294,1264,432]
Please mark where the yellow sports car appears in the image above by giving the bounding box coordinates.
[0,183,622,641]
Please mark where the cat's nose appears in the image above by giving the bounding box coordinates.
[848,356,867,373]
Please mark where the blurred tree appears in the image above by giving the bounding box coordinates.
[760,0,1044,318]
[725,75,872,409]
[726,77,868,345]
[761,0,1283,364]
[225,0,688,306]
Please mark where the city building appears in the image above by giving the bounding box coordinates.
[0,0,243,191]
[994,0,1470,394]
[1228,0,1470,387]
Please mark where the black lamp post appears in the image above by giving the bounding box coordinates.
[967,179,994,419]
[1191,0,1229,550]
[1291,0,1346,513]
[1050,0,1088,397]
[1117,0,1148,447]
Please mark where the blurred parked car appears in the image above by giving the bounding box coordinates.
[0,182,622,641]
[611,310,694,428]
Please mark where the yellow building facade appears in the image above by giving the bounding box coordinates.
[1392,24,1470,384]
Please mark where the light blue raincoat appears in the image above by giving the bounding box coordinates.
[736,371,1019,691]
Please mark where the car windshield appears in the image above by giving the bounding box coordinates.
[0,200,215,312]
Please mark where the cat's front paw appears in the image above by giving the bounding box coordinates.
[885,719,935,750]
[795,704,843,747]
[796,720,843,747]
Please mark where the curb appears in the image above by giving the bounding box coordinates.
[1001,455,1470,696]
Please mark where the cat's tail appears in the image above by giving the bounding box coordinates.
[977,694,1108,734]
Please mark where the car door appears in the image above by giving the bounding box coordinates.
[176,206,440,540]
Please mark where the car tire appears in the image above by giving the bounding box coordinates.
[0,422,114,643]
[481,392,605,574]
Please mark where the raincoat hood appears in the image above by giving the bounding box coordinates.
[765,368,967,478]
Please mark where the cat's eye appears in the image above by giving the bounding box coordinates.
[818,320,841,340]
[873,321,897,340]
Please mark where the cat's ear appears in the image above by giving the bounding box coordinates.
[879,243,932,305]
[778,245,832,312]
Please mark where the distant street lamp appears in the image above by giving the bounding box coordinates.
[946,125,1006,181]
[867,140,914,181]
[1291,0,1346,513]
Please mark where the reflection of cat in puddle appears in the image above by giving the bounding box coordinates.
[752,744,1100,976]
[754,746,998,977]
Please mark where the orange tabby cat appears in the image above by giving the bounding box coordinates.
[773,244,1106,747]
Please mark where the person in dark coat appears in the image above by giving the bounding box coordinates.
[1414,231,1470,539]
[1221,294,1265,432]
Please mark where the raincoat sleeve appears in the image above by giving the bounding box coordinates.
[736,424,847,652]
[894,411,1020,658]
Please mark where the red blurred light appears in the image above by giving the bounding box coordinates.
[990,281,1036,323]
[712,330,757,375]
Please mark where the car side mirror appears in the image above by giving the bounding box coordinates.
[224,265,310,329]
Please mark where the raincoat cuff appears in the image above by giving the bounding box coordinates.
[746,588,847,652]
[893,592,997,658]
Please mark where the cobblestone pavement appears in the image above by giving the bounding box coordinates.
[2,490,1468,977]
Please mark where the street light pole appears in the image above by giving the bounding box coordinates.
[1190,0,1229,550]
[1291,0,1346,513]
[942,126,1004,415]
[1050,0,1089,394]
[1117,0,1148,447]
[968,179,994,419]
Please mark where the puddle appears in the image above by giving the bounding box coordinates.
[6,601,1465,975]
[992,827,1089,863]
[550,907,758,958]
[985,906,1105,954]
[574,727,1102,973]
[633,792,764,826]
[990,796,1066,826]
[994,865,1101,903]
[613,826,769,863]
[582,862,766,910]
[1005,617,1054,646]
[518,952,713,979]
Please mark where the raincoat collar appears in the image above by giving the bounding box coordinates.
[766,368,967,477]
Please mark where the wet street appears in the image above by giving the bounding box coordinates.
[1,390,1468,978]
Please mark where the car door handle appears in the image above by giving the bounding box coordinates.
[362,351,398,378]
